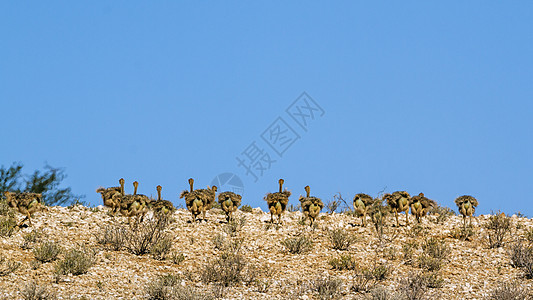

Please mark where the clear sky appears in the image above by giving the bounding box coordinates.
[1,2,532,216]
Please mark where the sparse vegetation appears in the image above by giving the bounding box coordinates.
[201,251,248,287]
[328,228,357,250]
[124,214,171,256]
[428,205,456,224]
[240,205,253,213]
[399,272,428,300]
[20,281,56,300]
[33,241,61,263]
[329,254,357,270]
[0,255,21,276]
[150,235,173,261]
[54,245,95,276]
[418,237,450,271]
[486,211,512,248]
[450,224,475,241]
[311,276,342,300]
[509,240,533,279]
[281,234,313,254]
[21,229,45,249]
[488,281,532,300]
[223,216,245,236]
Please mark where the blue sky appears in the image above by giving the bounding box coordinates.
[1,2,532,215]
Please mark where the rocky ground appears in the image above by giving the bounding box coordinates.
[1,205,532,300]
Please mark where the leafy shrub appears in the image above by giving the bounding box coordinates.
[95,223,127,251]
[328,228,357,250]
[369,286,401,300]
[329,254,357,271]
[399,272,428,300]
[286,204,300,212]
[201,252,248,287]
[55,245,95,276]
[371,263,390,281]
[240,205,252,213]
[422,271,444,288]
[170,252,185,265]
[0,215,16,237]
[281,235,313,254]
[0,255,21,276]
[150,235,173,261]
[509,240,533,279]
[124,214,170,256]
[402,240,418,264]
[350,268,375,293]
[418,237,450,271]
[428,205,456,224]
[20,281,56,300]
[486,211,512,248]
[33,241,61,263]
[224,217,245,236]
[450,224,475,241]
[145,274,179,300]
[21,230,44,249]
[311,276,342,300]
[488,281,532,300]
[525,228,533,244]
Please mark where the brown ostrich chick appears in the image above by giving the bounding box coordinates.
[353,193,374,226]
[96,178,125,215]
[455,195,478,229]
[264,179,291,224]
[119,181,150,223]
[218,191,242,222]
[180,178,217,222]
[151,185,176,215]
[299,185,323,226]
[384,191,412,227]
[4,191,42,227]
[410,193,436,223]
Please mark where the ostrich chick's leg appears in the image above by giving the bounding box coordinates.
[395,211,399,227]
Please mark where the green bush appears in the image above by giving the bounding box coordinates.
[33,241,61,263]
[328,228,357,251]
[55,245,95,276]
[281,235,313,254]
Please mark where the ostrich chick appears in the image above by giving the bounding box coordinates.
[120,181,150,223]
[353,193,374,226]
[218,191,242,222]
[455,195,478,229]
[299,185,323,226]
[384,191,411,227]
[180,178,217,222]
[264,179,291,224]
[96,178,125,215]
[410,193,436,223]
[4,191,42,227]
[151,185,176,215]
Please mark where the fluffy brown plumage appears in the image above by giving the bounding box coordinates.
[180,178,217,222]
[353,193,374,226]
[119,181,149,222]
[299,185,323,226]
[150,185,175,215]
[455,195,478,229]
[410,193,436,223]
[218,191,242,222]
[264,179,291,224]
[96,178,124,214]
[384,191,411,227]
[4,191,42,227]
